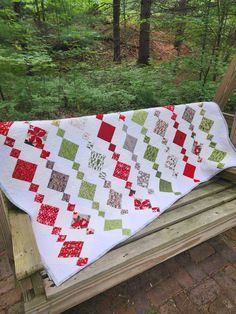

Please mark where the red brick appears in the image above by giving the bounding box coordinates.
[189,278,221,306]
[0,255,12,280]
[174,291,199,314]
[224,265,236,282]
[159,299,180,314]
[209,237,236,263]
[189,242,215,263]
[132,290,152,314]
[173,267,194,289]
[0,289,22,310]
[183,262,207,283]
[0,276,15,296]
[208,295,235,314]
[213,271,236,305]
[224,228,236,242]
[199,253,228,275]
[147,277,182,307]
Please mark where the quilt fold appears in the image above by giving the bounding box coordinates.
[0,101,235,285]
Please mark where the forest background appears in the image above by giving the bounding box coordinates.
[0,0,235,121]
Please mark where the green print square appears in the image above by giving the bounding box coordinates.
[144,145,159,162]
[98,211,105,217]
[199,117,214,133]
[104,219,122,231]
[59,139,79,161]
[141,127,148,135]
[159,179,173,192]
[79,181,96,201]
[144,136,150,144]
[57,128,65,138]
[208,149,226,163]
[77,171,84,180]
[92,201,100,210]
[132,110,148,126]
[72,162,80,170]
[122,228,131,236]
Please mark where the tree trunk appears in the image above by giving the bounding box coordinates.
[174,0,188,57]
[41,0,46,22]
[0,86,5,101]
[113,0,121,62]
[199,0,211,81]
[138,0,152,65]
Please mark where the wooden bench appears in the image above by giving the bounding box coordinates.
[1,54,236,313]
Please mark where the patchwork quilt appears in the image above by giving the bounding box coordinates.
[0,102,235,285]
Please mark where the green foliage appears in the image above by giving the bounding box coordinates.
[0,0,235,121]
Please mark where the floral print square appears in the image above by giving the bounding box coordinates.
[182,107,196,123]
[165,155,178,171]
[154,119,168,137]
[25,125,47,149]
[137,171,150,188]
[48,170,69,192]
[88,151,105,172]
[71,212,91,229]
[107,189,122,209]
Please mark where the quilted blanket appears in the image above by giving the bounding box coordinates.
[0,101,235,285]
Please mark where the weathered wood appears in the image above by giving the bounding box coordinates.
[230,113,236,146]
[223,112,235,128]
[219,168,236,183]
[24,198,236,314]
[0,192,13,258]
[122,185,236,246]
[8,206,43,280]
[214,54,236,109]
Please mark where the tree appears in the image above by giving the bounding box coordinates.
[174,0,189,57]
[113,0,121,62]
[138,0,152,65]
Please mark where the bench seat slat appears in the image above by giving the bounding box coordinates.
[37,198,236,314]
[8,206,43,280]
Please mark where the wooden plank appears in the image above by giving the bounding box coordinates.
[122,185,236,246]
[214,53,236,110]
[25,199,236,314]
[230,113,236,146]
[0,192,13,258]
[219,168,236,183]
[45,199,236,297]
[8,206,43,280]
[166,179,232,211]
[223,112,235,128]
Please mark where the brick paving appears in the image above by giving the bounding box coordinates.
[0,227,236,313]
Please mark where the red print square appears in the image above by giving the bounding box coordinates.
[4,137,15,147]
[97,121,115,142]
[37,204,59,226]
[58,241,84,258]
[112,153,120,161]
[183,155,188,162]
[77,257,88,266]
[183,163,196,179]
[51,227,61,235]
[113,161,131,181]
[173,130,187,147]
[57,235,67,242]
[0,122,13,136]
[29,183,39,192]
[10,148,21,158]
[67,203,75,212]
[34,194,44,203]
[12,159,37,183]
[108,143,116,152]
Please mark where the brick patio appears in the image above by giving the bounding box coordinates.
[1,227,236,314]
